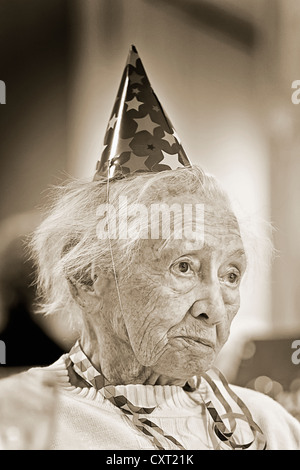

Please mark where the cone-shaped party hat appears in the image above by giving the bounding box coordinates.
[94,45,192,180]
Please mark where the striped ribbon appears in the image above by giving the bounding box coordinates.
[69,341,184,450]
[202,368,267,449]
[68,341,267,450]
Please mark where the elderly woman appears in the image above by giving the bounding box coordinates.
[1,46,300,451]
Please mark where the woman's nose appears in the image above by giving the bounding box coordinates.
[189,286,226,325]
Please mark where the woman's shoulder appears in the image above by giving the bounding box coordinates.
[229,382,292,413]
[229,383,300,449]
[0,354,71,398]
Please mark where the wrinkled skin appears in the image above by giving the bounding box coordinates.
[77,195,247,386]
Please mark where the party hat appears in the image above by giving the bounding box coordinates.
[94,45,192,180]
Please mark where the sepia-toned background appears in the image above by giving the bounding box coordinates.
[0,0,299,418]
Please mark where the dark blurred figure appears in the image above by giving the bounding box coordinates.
[0,211,67,368]
[0,0,73,369]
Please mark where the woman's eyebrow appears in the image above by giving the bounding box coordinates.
[155,241,247,260]
[227,248,246,258]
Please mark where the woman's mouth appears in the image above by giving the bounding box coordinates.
[174,336,215,350]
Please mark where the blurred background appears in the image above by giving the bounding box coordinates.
[0,0,299,419]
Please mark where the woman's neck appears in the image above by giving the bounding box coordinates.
[79,331,189,387]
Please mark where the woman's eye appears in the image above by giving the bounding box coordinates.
[178,262,190,273]
[228,272,238,283]
[172,261,193,275]
[221,269,240,287]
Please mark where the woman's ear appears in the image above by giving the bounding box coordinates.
[67,275,96,309]
[91,269,115,298]
[67,268,113,309]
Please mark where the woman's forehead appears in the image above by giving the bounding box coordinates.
[157,229,243,258]
[139,207,244,263]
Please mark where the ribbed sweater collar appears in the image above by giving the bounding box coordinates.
[47,353,207,412]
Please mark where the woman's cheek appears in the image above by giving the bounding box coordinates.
[222,286,240,313]
[166,274,198,294]
[125,298,192,365]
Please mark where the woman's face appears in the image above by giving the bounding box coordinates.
[117,195,247,381]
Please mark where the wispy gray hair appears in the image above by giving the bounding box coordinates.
[30,165,268,329]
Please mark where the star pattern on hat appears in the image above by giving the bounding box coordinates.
[127,47,139,68]
[126,96,143,111]
[94,45,192,180]
[162,130,177,147]
[129,70,144,85]
[122,154,149,172]
[107,114,118,130]
[160,150,184,170]
[134,114,160,134]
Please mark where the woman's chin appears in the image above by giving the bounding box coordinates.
[152,356,215,382]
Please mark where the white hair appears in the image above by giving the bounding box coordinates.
[30,165,271,330]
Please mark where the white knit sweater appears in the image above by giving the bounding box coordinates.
[35,354,300,450]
